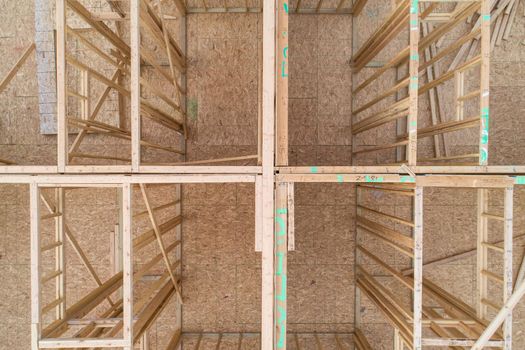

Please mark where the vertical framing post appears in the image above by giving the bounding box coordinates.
[261,0,276,347]
[30,183,41,350]
[413,186,423,350]
[287,182,294,251]
[355,185,362,329]
[55,188,66,319]
[255,175,263,252]
[275,183,288,350]
[503,186,513,349]
[276,0,289,166]
[257,37,263,165]
[131,0,141,172]
[80,70,91,120]
[56,0,67,172]
[175,183,183,342]
[479,0,490,165]
[122,183,133,349]
[180,8,188,147]
[407,0,419,166]
[476,188,488,318]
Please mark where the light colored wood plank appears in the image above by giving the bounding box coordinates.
[131,0,141,172]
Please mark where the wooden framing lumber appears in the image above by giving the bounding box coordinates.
[261,0,276,347]
[471,279,525,349]
[274,183,288,349]
[276,0,289,166]
[30,183,41,350]
[139,184,183,304]
[0,42,36,94]
[131,0,141,172]
[413,186,423,349]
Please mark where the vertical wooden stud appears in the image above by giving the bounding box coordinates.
[276,0,289,166]
[287,182,295,251]
[407,0,419,166]
[479,0,490,165]
[503,186,513,349]
[30,183,41,350]
[476,188,488,318]
[275,183,288,350]
[122,183,133,349]
[413,186,423,350]
[131,0,141,172]
[55,187,66,319]
[56,0,67,172]
[255,175,263,252]
[261,0,276,346]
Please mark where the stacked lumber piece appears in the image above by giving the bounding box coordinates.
[449,0,523,70]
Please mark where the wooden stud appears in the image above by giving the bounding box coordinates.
[413,186,423,350]
[479,0,490,165]
[477,188,488,318]
[131,0,141,172]
[55,188,66,319]
[30,183,41,350]
[503,186,513,349]
[122,183,133,350]
[276,0,288,166]
[261,0,276,347]
[275,183,287,349]
[407,0,419,166]
[287,182,295,251]
[255,175,263,252]
[57,0,67,172]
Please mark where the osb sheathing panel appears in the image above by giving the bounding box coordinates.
[289,15,353,166]
[0,0,50,165]
[287,183,355,333]
[184,13,259,162]
[181,183,259,333]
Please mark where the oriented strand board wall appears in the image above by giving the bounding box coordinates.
[289,14,353,166]
[185,13,260,163]
[288,183,356,333]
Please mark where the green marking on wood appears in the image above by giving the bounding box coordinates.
[187,98,198,120]
[276,208,288,215]
[481,107,489,144]
[401,176,415,183]
[276,304,287,348]
[515,176,525,185]
[365,175,384,182]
